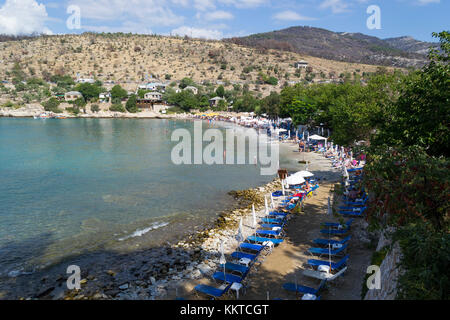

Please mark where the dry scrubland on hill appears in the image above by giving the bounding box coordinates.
[0,34,390,94]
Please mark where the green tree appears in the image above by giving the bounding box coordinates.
[216,85,225,98]
[126,94,138,113]
[110,85,128,101]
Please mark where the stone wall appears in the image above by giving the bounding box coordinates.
[364,231,403,300]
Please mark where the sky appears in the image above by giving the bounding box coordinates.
[0,0,448,42]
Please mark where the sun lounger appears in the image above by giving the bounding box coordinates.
[256,229,283,237]
[313,236,351,246]
[342,197,368,206]
[261,218,284,224]
[308,243,348,257]
[239,242,264,253]
[260,223,285,229]
[320,228,350,236]
[219,262,249,276]
[247,236,284,245]
[339,207,367,216]
[302,266,348,281]
[194,283,231,299]
[213,272,244,284]
[231,251,258,261]
[307,255,349,271]
[321,219,354,229]
[283,280,326,296]
[347,167,364,172]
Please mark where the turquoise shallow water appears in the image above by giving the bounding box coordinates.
[0,118,286,276]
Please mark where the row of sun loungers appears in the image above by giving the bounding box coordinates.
[194,184,311,299]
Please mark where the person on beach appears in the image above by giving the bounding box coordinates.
[304,181,311,193]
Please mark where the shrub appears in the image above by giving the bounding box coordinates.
[109,103,126,112]
[91,104,100,113]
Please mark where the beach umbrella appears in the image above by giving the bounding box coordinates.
[252,203,257,230]
[237,218,244,243]
[305,161,309,171]
[327,197,332,216]
[294,170,314,178]
[270,193,275,209]
[281,180,285,196]
[265,196,269,216]
[219,241,227,282]
[286,174,306,186]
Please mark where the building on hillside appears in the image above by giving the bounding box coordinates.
[294,60,309,69]
[139,82,167,92]
[209,96,226,108]
[99,92,111,103]
[65,91,83,102]
[144,91,163,102]
[183,86,198,95]
[76,78,95,84]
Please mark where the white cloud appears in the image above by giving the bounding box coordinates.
[273,10,316,21]
[68,0,183,26]
[0,0,52,35]
[319,0,349,14]
[194,0,216,11]
[171,26,223,39]
[202,10,234,21]
[417,0,440,5]
[218,0,268,9]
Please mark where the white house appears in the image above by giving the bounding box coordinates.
[209,96,226,108]
[294,60,309,69]
[183,86,198,95]
[144,91,163,101]
[140,82,167,92]
[65,91,83,101]
[76,78,95,84]
[99,92,111,103]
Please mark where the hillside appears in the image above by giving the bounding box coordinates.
[0,33,392,96]
[225,26,438,68]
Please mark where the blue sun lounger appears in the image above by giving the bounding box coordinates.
[239,242,264,253]
[256,229,283,237]
[342,196,368,206]
[308,243,348,256]
[283,280,326,297]
[261,218,285,224]
[269,211,289,217]
[347,167,364,172]
[194,283,231,299]
[339,207,367,216]
[219,262,249,276]
[260,223,285,229]
[231,251,258,261]
[313,236,352,246]
[307,255,349,271]
[247,236,284,245]
[320,228,350,236]
[322,219,354,229]
[213,272,244,284]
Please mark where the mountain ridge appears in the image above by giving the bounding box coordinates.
[224,26,439,68]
